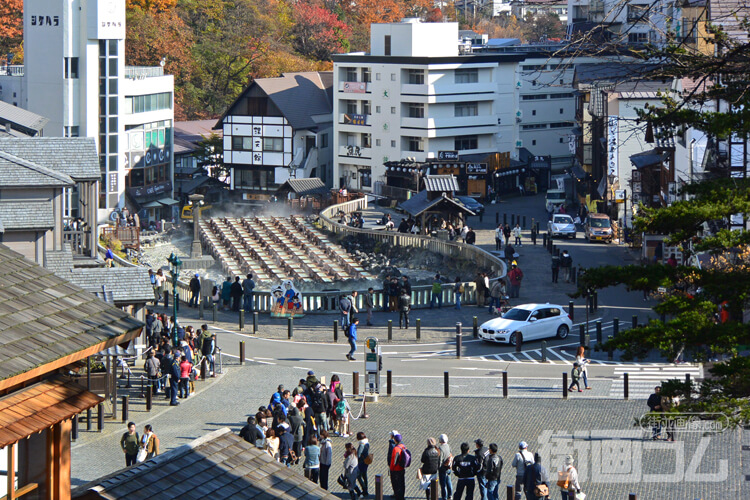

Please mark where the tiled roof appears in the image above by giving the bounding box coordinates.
[399,190,475,217]
[424,175,459,193]
[72,428,340,500]
[0,201,54,230]
[276,178,328,196]
[0,101,49,134]
[59,267,155,304]
[0,150,73,187]
[43,246,74,274]
[0,137,100,181]
[0,244,143,383]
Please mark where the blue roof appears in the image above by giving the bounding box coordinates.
[487,38,521,47]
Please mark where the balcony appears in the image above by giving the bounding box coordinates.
[124,66,165,80]
[0,65,24,77]
[338,113,370,126]
[338,81,371,93]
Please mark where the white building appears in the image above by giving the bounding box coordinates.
[0,0,175,223]
[218,72,333,203]
[511,0,568,24]
[332,20,521,192]
[567,0,677,45]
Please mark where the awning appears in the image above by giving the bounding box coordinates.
[630,149,667,169]
[157,198,179,206]
[142,201,162,208]
[0,376,103,447]
[571,162,588,180]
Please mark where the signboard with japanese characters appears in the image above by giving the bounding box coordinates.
[344,114,367,126]
[342,82,367,93]
[466,163,488,174]
[607,115,619,177]
[87,0,126,40]
[438,151,459,161]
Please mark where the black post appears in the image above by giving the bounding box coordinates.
[569,301,575,322]
[72,414,78,441]
[632,314,638,329]
[502,371,508,398]
[375,475,383,500]
[685,373,691,400]
[388,320,393,342]
[430,478,439,500]
[240,341,245,365]
[239,309,244,331]
[121,395,128,423]
[479,211,483,223]
[624,372,629,400]
[541,341,547,362]
[387,370,392,396]
[495,212,499,224]
[542,233,548,249]
[456,322,462,359]
[608,335,614,361]
[522,215,526,228]
[511,214,515,225]
[201,357,208,380]
[353,371,359,395]
[253,311,258,334]
[416,318,421,340]
[287,317,293,339]
[506,485,514,500]
[515,332,523,353]
[473,316,478,338]
[563,372,568,398]
[97,402,104,432]
[613,317,619,337]
[212,303,217,323]
[444,371,449,398]
[333,320,339,342]
[503,213,507,225]
[593,291,598,311]
[579,324,585,346]
[596,321,602,344]
[146,388,152,412]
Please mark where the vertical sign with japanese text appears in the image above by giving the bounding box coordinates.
[607,115,619,177]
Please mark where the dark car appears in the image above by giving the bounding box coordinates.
[456,196,484,216]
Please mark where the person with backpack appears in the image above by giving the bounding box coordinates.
[356,432,371,497]
[430,274,443,309]
[474,439,490,500]
[453,278,464,310]
[277,425,294,467]
[420,437,440,500]
[557,454,580,500]
[452,442,480,500]
[398,289,411,329]
[437,434,453,500]
[335,398,351,437]
[525,453,550,500]
[389,433,410,500]
[511,442,534,500]
[483,444,503,500]
[288,405,305,465]
[345,317,359,361]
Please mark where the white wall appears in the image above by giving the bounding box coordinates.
[371,22,459,57]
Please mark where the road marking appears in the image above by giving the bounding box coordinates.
[521,352,538,363]
[293,366,312,371]
[547,349,572,364]
[400,359,429,362]
[493,355,503,361]
[221,352,276,365]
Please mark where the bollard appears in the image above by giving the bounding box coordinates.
[541,341,547,362]
[607,335,614,361]
[596,320,602,343]
[613,317,619,337]
[571,266,577,285]
[531,229,537,245]
[686,373,691,400]
[563,372,568,398]
[629,495,637,500]
[516,215,521,228]
[430,478,438,500]
[495,212,499,225]
[479,211,483,223]
[240,341,245,365]
[387,370,392,396]
[388,320,393,342]
[569,301,575,322]
[503,213,507,225]
[579,324,585,346]
[593,291,598,311]
[632,314,638,329]
[542,233,548,249]
[353,371,359,395]
[515,332,523,353]
[456,323,462,359]
[87,408,92,431]
[473,316,478,338]
[201,357,208,380]
[212,303,217,323]
[146,388,152,411]
[444,371,449,398]
[416,318,421,340]
[253,311,258,334]
[506,485,514,500]
[199,297,204,319]
[333,320,339,342]
[502,371,508,398]
[239,309,244,331]
[121,395,129,423]
[522,215,526,229]
[624,372,629,400]
[375,475,383,500]
[288,317,293,339]
[588,294,594,313]
[511,214,515,225]
[72,414,78,441]
[97,402,104,432]
[584,334,590,349]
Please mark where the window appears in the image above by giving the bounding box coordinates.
[64,57,79,79]
[455,101,478,117]
[455,68,478,84]
[391,107,396,114]
[375,139,381,147]
[391,140,397,148]
[391,73,396,81]
[362,101,371,115]
[532,140,537,146]
[408,103,424,118]
[362,134,371,148]
[109,39,118,56]
[362,68,371,83]
[522,124,547,130]
[232,136,253,150]
[407,69,424,84]
[560,138,565,143]
[455,135,478,150]
[521,94,547,100]
[522,64,547,71]
[628,32,648,44]
[345,67,357,82]
[345,100,357,114]
[64,126,79,137]
[549,93,574,99]
[263,137,284,152]
[375,106,381,113]
[560,108,564,114]
[375,73,381,81]
[125,92,173,114]
[320,133,328,148]
[384,35,391,56]
[559,79,565,85]
[532,110,537,116]
[406,136,424,152]
[627,4,649,22]
[550,121,575,128]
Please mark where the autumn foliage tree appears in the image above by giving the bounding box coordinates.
[0,0,23,60]
[292,1,351,60]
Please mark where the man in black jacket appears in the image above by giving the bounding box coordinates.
[484,444,503,500]
[452,442,480,500]
[474,439,490,500]
[239,417,263,447]
[188,273,201,307]
[523,453,549,500]
[230,277,243,312]
[647,386,663,439]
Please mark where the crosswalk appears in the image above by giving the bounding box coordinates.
[608,366,703,398]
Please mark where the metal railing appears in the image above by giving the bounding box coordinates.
[0,65,24,77]
[124,66,165,79]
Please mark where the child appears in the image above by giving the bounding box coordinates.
[568,362,583,392]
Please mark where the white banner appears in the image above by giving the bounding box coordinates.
[607,115,619,177]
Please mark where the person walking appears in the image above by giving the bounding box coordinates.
[356,432,370,496]
[365,288,375,326]
[575,346,592,389]
[346,317,359,361]
[504,242,515,263]
[140,424,159,460]
[304,436,321,484]
[561,250,573,283]
[242,273,256,312]
[389,433,408,500]
[558,455,580,500]
[647,386,663,439]
[344,442,362,499]
[465,228,476,245]
[495,224,504,251]
[430,274,443,309]
[511,442,534,500]
[453,278,464,310]
[420,438,440,500]
[508,264,524,299]
[389,277,399,312]
[452,442,480,500]
[503,223,512,244]
[230,276,243,312]
[319,430,333,490]
[483,444,503,500]
[474,439,490,500]
[489,280,504,314]
[189,273,201,307]
[551,253,561,283]
[524,453,549,500]
[155,269,166,306]
[513,223,522,246]
[568,362,583,392]
[340,294,352,328]
[120,422,140,466]
[398,289,411,329]
[438,434,453,500]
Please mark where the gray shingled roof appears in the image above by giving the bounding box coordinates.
[44,246,74,274]
[59,267,155,304]
[0,244,143,382]
[72,427,339,500]
[424,175,459,193]
[0,201,54,230]
[0,101,49,135]
[276,177,328,197]
[399,190,475,217]
[0,137,100,181]
[0,150,74,187]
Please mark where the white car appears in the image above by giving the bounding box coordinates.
[547,214,576,239]
[478,303,572,345]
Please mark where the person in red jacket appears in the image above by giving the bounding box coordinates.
[389,433,407,500]
[178,355,192,398]
[508,264,524,299]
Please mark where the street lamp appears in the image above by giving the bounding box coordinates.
[167,252,182,346]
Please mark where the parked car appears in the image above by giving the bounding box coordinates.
[585,213,613,243]
[478,303,572,345]
[456,196,484,216]
[547,214,576,239]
